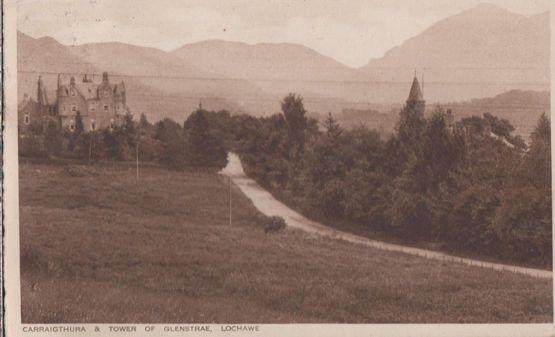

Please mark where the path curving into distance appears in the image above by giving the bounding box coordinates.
[220,153,552,279]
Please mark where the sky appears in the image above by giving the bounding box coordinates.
[16,0,550,67]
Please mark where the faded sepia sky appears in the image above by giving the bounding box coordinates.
[16,0,550,67]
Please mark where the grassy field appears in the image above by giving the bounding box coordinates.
[19,161,553,323]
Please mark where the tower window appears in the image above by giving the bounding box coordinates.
[72,105,77,112]
[89,102,96,112]
[104,104,109,112]
[24,114,30,125]
[71,90,76,97]
[91,119,97,131]
[69,120,75,132]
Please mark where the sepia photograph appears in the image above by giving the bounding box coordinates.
[4,0,553,331]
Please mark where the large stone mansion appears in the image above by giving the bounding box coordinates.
[18,72,130,134]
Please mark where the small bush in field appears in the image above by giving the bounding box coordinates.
[264,216,286,233]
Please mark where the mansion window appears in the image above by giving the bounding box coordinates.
[103,91,110,98]
[109,118,115,130]
[89,102,96,112]
[71,90,76,97]
[69,120,75,132]
[104,105,109,112]
[91,119,97,131]
[72,105,77,112]
[24,114,30,125]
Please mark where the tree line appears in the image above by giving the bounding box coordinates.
[230,93,551,267]
[19,109,229,171]
[19,95,552,267]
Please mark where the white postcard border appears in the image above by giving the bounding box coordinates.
[3,1,555,336]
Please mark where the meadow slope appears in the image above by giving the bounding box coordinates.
[19,161,552,323]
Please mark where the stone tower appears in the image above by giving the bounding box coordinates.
[406,76,425,116]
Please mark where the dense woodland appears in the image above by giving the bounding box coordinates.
[19,93,552,267]
[19,109,228,171]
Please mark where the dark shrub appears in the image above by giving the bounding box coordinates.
[309,179,345,218]
[264,216,287,233]
[138,136,164,162]
[493,187,552,266]
[73,132,107,161]
[445,186,499,253]
[342,170,390,226]
[385,188,433,240]
[155,118,186,169]
[19,135,45,158]
[185,109,228,170]
[44,120,63,157]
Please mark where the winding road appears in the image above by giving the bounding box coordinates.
[220,153,552,279]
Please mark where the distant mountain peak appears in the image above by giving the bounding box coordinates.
[37,36,60,43]
[360,3,548,103]
[450,2,526,23]
[175,39,324,56]
[172,38,357,76]
[18,31,62,46]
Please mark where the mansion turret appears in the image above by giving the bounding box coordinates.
[19,72,130,133]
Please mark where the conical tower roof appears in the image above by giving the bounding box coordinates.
[407,76,424,102]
